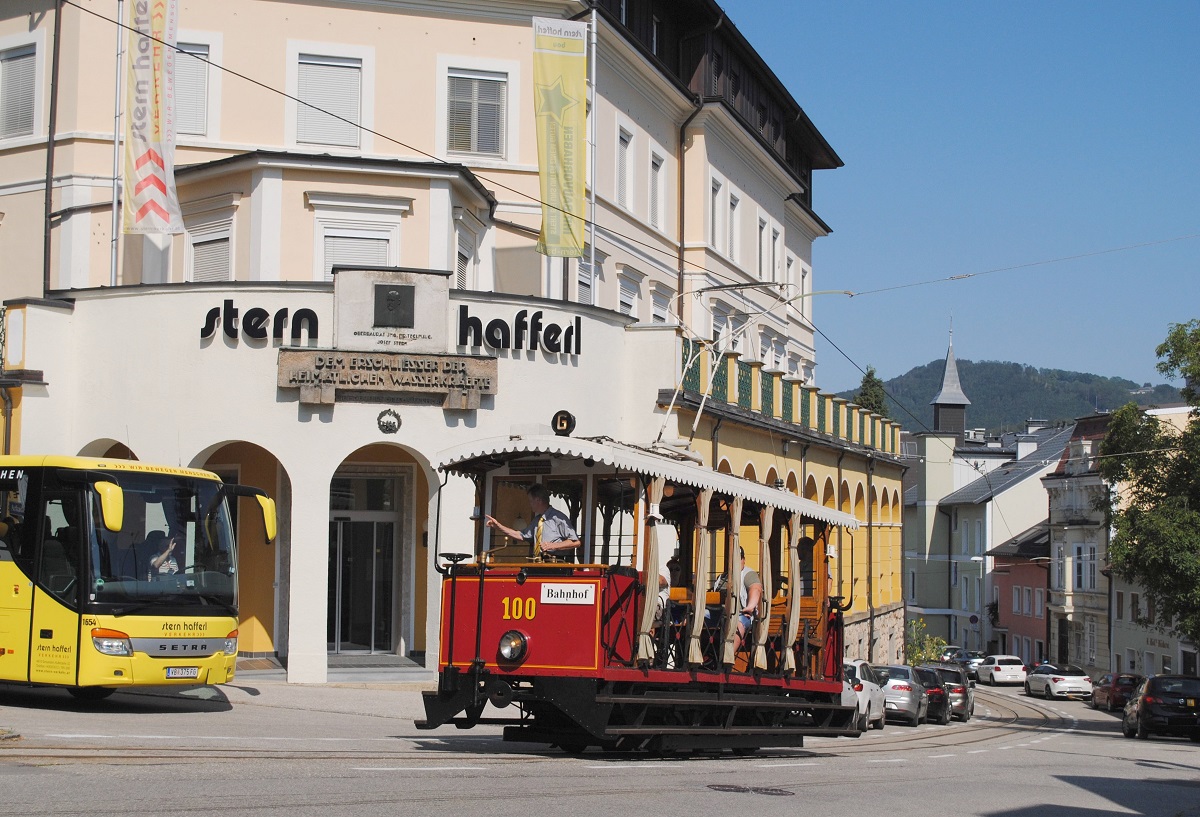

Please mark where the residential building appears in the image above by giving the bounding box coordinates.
[0,0,902,681]
[988,521,1049,664]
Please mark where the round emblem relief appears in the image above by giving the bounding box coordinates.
[377,409,402,434]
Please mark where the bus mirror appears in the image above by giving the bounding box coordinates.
[256,495,278,543]
[94,482,124,532]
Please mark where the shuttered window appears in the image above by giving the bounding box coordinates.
[297,54,361,147]
[323,234,388,280]
[618,279,637,317]
[455,230,474,289]
[649,154,663,229]
[447,70,506,156]
[0,45,35,139]
[576,259,594,306]
[651,290,669,324]
[617,129,631,208]
[191,237,230,282]
[175,43,209,136]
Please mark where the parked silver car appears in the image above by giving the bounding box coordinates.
[873,664,929,726]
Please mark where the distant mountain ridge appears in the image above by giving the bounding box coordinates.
[839,360,1182,435]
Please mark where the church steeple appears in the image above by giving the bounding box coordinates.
[931,329,970,438]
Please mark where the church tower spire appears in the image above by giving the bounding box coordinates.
[931,328,971,438]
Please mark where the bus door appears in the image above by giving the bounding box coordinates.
[0,522,33,683]
[28,488,84,686]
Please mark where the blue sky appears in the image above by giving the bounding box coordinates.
[718,1,1200,394]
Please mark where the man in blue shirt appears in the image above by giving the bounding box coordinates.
[485,483,580,559]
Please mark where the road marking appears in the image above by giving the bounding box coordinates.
[352,766,485,772]
[867,758,906,763]
[928,754,956,758]
[758,762,820,768]
[586,764,669,770]
[967,749,988,754]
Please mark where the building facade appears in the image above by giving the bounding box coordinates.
[0,0,903,682]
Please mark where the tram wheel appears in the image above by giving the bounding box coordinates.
[68,687,115,702]
[557,743,588,755]
[730,747,761,756]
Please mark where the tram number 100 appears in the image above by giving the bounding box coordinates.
[501,596,537,621]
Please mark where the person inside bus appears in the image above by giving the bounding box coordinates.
[147,531,181,579]
[484,483,580,560]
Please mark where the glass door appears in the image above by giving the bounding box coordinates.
[328,514,396,655]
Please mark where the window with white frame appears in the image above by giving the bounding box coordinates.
[1053,542,1065,590]
[1086,543,1097,590]
[728,195,739,262]
[729,316,745,353]
[1115,590,1124,620]
[711,304,729,347]
[710,180,722,250]
[651,16,661,54]
[1012,586,1020,614]
[0,44,35,139]
[649,153,664,229]
[770,228,780,282]
[183,194,240,282]
[307,192,407,282]
[175,43,211,136]
[1086,618,1097,664]
[962,520,969,556]
[650,285,673,324]
[975,520,983,555]
[618,276,638,318]
[448,68,507,157]
[617,128,632,209]
[960,577,968,610]
[757,218,766,279]
[1023,587,1032,616]
[1162,654,1173,673]
[576,246,604,305]
[297,54,361,147]
[455,228,475,289]
[1034,587,1044,617]
[1131,592,1140,620]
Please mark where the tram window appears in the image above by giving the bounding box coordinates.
[593,476,637,566]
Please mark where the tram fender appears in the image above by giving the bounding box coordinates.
[532,678,613,738]
[416,665,488,730]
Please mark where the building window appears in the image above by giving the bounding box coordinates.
[175,43,210,136]
[757,218,766,279]
[728,195,739,262]
[306,192,408,282]
[649,153,664,229]
[1023,587,1032,616]
[710,180,722,250]
[651,17,661,55]
[1053,543,1064,590]
[617,128,632,209]
[651,287,672,324]
[576,246,604,305]
[297,54,361,147]
[1131,592,1140,620]
[0,44,35,139]
[1162,654,1173,673]
[1012,586,1020,614]
[618,277,638,318]
[448,68,507,156]
[1086,619,1097,665]
[455,228,475,289]
[975,520,983,555]
[183,194,240,283]
[770,228,780,282]
[908,570,916,601]
[1115,590,1124,620]
[960,578,968,611]
[1034,587,1044,618]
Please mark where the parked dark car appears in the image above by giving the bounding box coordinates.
[943,648,986,680]
[920,662,975,722]
[914,665,953,725]
[1092,673,1144,712]
[1121,675,1200,741]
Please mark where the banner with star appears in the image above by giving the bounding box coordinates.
[532,17,588,257]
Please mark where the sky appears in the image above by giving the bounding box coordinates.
[717,0,1200,394]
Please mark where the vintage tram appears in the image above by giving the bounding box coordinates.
[416,434,861,753]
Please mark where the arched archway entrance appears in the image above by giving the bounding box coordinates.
[328,444,430,657]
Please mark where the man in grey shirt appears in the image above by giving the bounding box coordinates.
[485,483,580,559]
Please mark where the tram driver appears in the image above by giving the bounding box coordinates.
[485,483,581,561]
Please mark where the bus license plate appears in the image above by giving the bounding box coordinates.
[166,667,199,679]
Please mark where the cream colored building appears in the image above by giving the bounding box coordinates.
[0,0,903,682]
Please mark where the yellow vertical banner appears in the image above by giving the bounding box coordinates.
[123,0,184,234]
[532,17,588,258]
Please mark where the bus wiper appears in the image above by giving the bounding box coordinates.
[195,594,237,615]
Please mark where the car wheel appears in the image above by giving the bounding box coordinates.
[1121,717,1136,739]
[1024,682,1032,696]
[872,708,885,730]
[1043,684,1052,700]
[939,707,951,726]
[1135,716,1150,740]
[856,707,868,733]
[1088,695,1096,710]
[1107,697,1117,713]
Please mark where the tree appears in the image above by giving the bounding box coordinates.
[854,366,889,418]
[905,618,947,666]
[1098,319,1200,644]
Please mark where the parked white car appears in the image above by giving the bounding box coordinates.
[844,659,886,731]
[978,654,1028,685]
[1024,663,1093,700]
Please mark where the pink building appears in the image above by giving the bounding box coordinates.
[988,522,1050,665]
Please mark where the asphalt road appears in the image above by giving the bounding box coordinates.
[0,678,1196,817]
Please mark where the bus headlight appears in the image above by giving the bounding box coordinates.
[498,630,527,662]
[91,628,132,657]
[223,630,238,655]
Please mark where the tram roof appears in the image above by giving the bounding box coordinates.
[436,435,860,530]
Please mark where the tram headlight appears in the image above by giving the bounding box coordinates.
[91,628,132,657]
[223,630,238,655]
[498,630,527,662]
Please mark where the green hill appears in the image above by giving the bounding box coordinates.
[840,360,1182,435]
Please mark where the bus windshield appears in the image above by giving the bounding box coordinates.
[86,473,238,611]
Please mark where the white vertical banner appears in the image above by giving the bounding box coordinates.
[123,0,183,234]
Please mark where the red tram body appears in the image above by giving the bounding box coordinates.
[417,436,860,753]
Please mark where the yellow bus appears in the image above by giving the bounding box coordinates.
[0,456,276,700]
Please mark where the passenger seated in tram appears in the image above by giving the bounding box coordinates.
[484,483,580,561]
